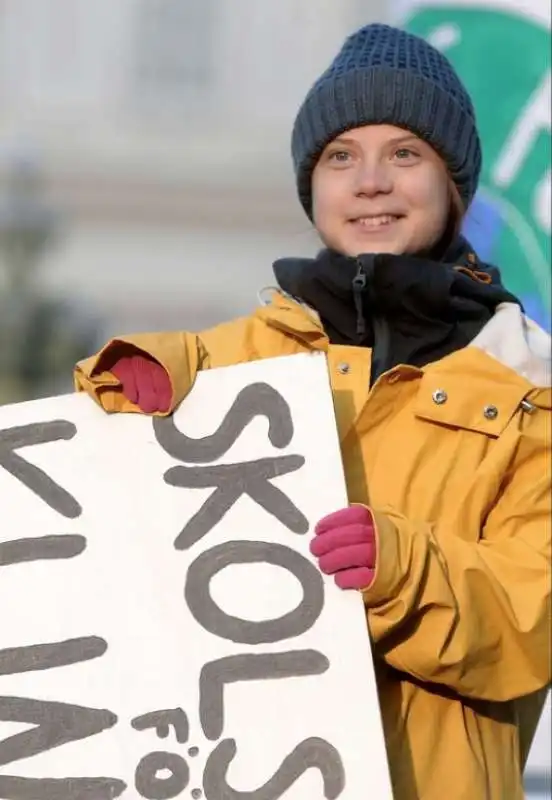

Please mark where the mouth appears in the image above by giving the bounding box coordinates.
[349,214,404,231]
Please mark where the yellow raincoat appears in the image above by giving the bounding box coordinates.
[75,293,551,800]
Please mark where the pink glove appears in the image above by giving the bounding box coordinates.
[310,505,377,590]
[109,350,172,413]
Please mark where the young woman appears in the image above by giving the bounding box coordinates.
[74,23,551,800]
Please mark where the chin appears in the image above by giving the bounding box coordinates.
[342,237,406,257]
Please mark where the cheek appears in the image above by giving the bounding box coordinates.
[311,174,342,232]
[407,173,450,229]
[312,192,335,239]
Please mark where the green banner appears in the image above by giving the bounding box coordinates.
[402,0,551,329]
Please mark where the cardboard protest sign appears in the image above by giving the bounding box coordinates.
[0,352,393,799]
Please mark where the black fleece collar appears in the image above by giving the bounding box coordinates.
[272,237,521,378]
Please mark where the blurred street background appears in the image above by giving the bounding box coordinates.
[0,2,550,795]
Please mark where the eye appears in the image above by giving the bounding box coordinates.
[326,150,352,163]
[393,147,420,162]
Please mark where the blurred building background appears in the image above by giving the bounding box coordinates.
[0,0,550,396]
[0,0,388,402]
[0,2,549,795]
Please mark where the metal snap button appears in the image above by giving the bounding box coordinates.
[337,362,350,375]
[520,399,537,414]
[483,405,499,420]
[432,389,448,405]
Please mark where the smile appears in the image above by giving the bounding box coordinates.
[350,215,403,230]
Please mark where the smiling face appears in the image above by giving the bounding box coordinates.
[311,124,453,257]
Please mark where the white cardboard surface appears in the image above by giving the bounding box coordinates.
[0,352,393,800]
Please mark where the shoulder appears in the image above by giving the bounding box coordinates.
[195,292,316,369]
[195,313,259,367]
[198,313,254,341]
[470,303,551,388]
[196,291,325,369]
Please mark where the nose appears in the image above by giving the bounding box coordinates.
[353,160,393,197]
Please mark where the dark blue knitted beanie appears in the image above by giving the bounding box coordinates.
[292,23,482,219]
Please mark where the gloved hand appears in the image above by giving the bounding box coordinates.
[310,505,377,590]
[108,350,172,413]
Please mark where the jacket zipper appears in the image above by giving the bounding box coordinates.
[352,261,367,336]
[354,257,392,385]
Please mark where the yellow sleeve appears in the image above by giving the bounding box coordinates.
[365,423,551,703]
[73,331,204,415]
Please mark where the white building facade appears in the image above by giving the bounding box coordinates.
[0,0,388,335]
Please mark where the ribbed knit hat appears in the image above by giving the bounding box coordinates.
[292,23,482,219]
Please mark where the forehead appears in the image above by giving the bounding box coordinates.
[329,124,423,147]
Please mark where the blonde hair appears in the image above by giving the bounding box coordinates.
[449,181,466,238]
[433,179,467,257]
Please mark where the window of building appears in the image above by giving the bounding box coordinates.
[131,0,216,114]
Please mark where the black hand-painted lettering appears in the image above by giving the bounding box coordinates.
[0,637,107,676]
[199,650,329,741]
[153,383,294,464]
[185,541,324,644]
[202,737,345,799]
[0,535,86,567]
[167,457,308,550]
[135,751,189,800]
[0,422,81,518]
[0,697,117,767]
[131,709,189,744]
[0,775,127,799]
